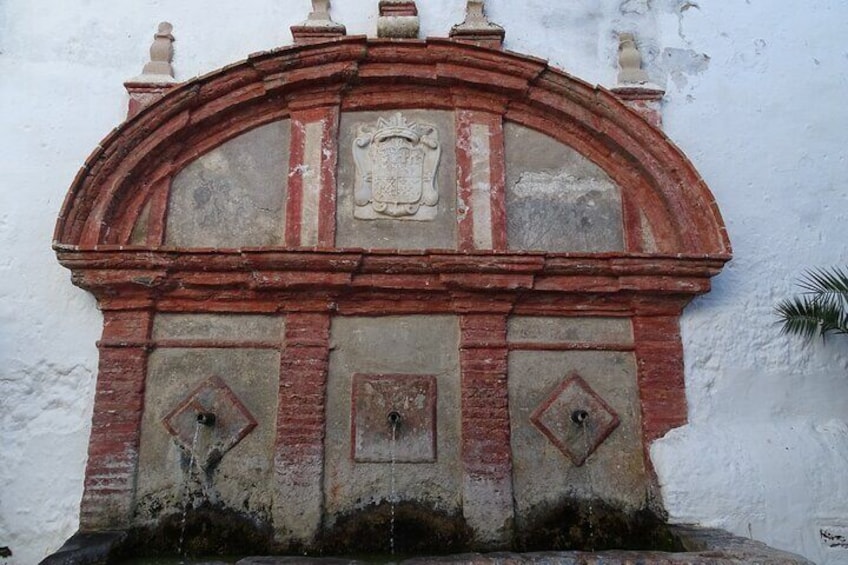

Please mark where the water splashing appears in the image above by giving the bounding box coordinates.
[178,422,201,561]
[388,411,400,555]
[580,418,595,551]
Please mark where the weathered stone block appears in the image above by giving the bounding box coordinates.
[508,317,633,345]
[504,122,624,252]
[325,316,461,520]
[135,342,281,527]
[336,111,457,250]
[166,121,290,248]
[352,373,437,463]
[509,349,647,529]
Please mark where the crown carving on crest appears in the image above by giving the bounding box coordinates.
[374,113,422,142]
[369,112,438,149]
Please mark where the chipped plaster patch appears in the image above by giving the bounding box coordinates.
[661,47,710,88]
[620,0,651,16]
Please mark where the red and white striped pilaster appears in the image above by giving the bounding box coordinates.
[286,106,339,248]
[456,110,507,252]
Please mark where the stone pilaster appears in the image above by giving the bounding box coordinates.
[285,106,340,248]
[79,306,153,530]
[459,314,514,547]
[456,110,507,252]
[273,312,331,545]
[633,315,687,445]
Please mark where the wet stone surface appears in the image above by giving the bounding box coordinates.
[50,523,814,564]
[318,501,473,556]
[116,503,274,560]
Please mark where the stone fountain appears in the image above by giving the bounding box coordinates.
[43,3,809,564]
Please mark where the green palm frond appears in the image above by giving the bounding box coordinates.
[776,267,848,340]
[798,267,848,311]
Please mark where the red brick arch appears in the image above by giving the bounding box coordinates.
[54,37,729,256]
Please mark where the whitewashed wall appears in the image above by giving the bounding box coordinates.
[1,1,846,564]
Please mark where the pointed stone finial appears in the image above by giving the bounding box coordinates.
[291,0,347,45]
[124,22,179,119]
[617,33,650,84]
[377,0,419,39]
[450,0,505,49]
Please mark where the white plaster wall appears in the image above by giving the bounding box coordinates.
[0,1,845,563]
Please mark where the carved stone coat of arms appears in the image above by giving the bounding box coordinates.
[352,113,441,220]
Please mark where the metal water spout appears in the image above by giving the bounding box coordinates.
[387,410,402,428]
[196,412,216,427]
[571,409,589,425]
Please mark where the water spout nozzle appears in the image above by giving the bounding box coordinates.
[387,410,402,428]
[196,412,216,427]
[571,409,589,425]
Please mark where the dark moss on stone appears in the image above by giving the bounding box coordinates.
[515,498,684,552]
[318,501,473,556]
[115,503,273,559]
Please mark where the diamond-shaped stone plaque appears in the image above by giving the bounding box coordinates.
[530,372,619,466]
[163,376,257,471]
[351,373,437,463]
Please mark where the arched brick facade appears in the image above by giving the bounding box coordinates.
[54,37,730,547]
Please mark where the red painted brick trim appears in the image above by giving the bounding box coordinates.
[318,106,339,248]
[147,176,172,245]
[621,185,646,253]
[80,308,153,530]
[55,37,733,537]
[459,315,511,479]
[611,86,665,130]
[487,114,507,252]
[285,106,340,248]
[275,313,330,474]
[456,110,476,251]
[633,315,687,445]
[456,111,506,252]
[124,83,177,119]
[55,37,730,257]
[286,116,307,247]
[380,1,418,17]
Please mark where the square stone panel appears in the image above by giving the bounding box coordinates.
[530,372,620,467]
[336,110,457,250]
[162,375,257,471]
[351,373,437,463]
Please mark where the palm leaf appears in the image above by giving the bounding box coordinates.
[798,267,848,311]
[776,267,848,340]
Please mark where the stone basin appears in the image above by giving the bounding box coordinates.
[43,526,812,565]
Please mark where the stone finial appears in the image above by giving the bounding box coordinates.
[617,32,650,84]
[125,22,178,119]
[377,0,419,39]
[611,84,665,129]
[450,0,505,49]
[132,22,177,82]
[291,0,347,45]
[612,33,665,129]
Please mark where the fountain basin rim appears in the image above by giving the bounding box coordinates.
[41,526,812,565]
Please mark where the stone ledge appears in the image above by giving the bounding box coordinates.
[233,527,812,564]
[38,531,125,565]
[42,526,812,564]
